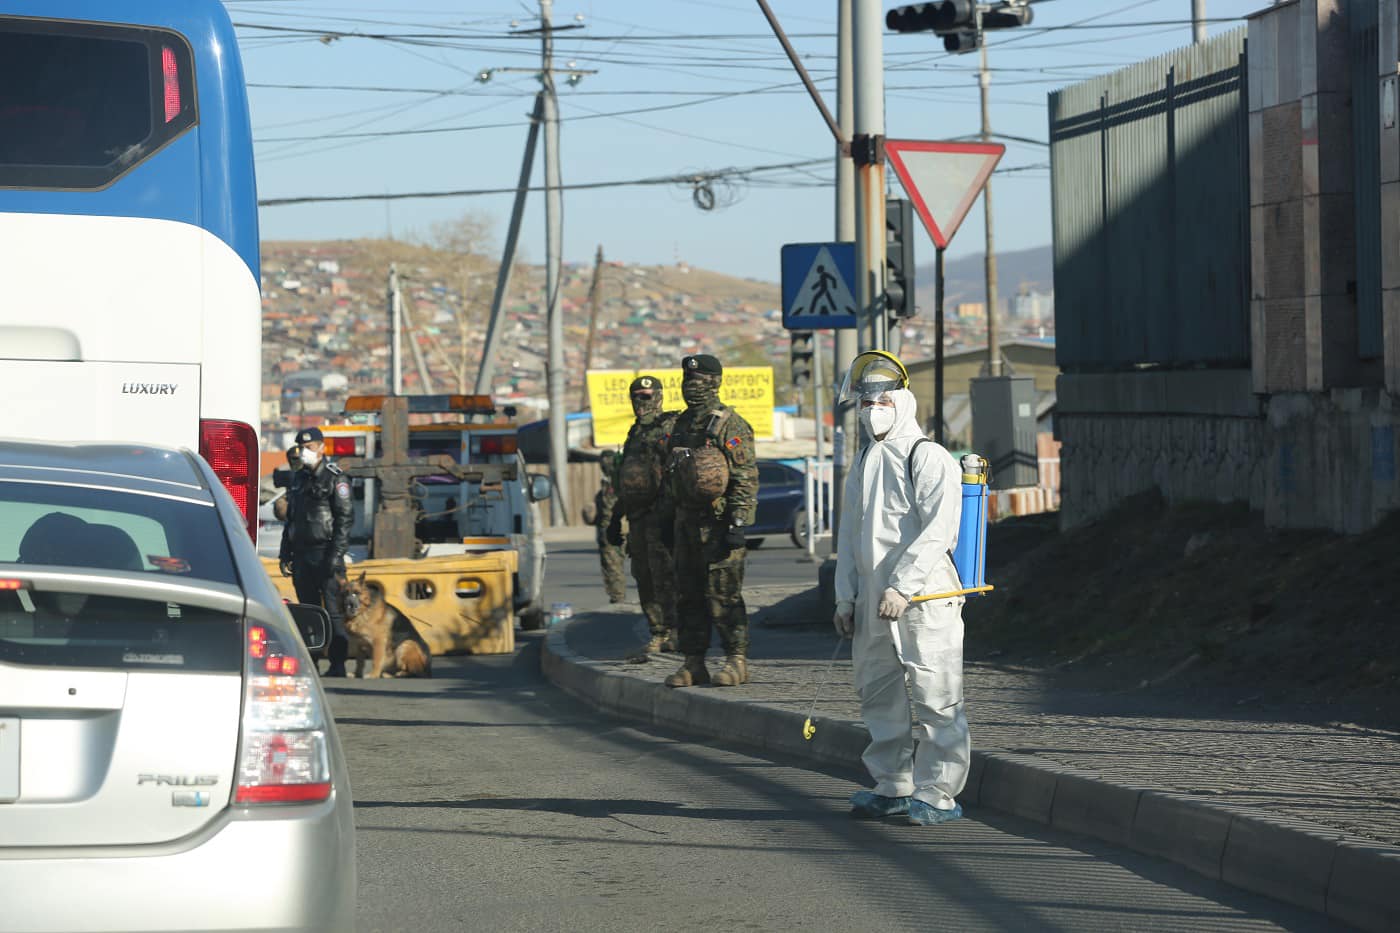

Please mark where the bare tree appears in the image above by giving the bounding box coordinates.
[422,213,497,393]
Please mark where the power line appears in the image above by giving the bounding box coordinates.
[257,158,828,207]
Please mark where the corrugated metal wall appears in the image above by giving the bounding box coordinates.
[1049,29,1250,371]
[1352,1,1383,361]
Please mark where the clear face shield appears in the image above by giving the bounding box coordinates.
[837,350,909,405]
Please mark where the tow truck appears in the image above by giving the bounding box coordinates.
[263,394,553,655]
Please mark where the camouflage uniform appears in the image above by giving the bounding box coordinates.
[662,355,759,688]
[615,375,680,659]
[593,455,627,603]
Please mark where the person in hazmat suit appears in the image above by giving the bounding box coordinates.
[832,350,970,826]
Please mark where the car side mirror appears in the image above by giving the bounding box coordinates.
[528,473,553,503]
[287,603,330,652]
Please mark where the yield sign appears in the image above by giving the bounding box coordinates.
[885,139,1005,249]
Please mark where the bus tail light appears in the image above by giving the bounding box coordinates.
[161,46,181,122]
[235,624,332,806]
[200,419,258,540]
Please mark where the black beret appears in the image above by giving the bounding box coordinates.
[294,426,324,445]
[630,375,661,394]
[682,354,723,376]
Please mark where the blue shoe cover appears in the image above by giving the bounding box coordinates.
[908,800,963,825]
[849,790,912,819]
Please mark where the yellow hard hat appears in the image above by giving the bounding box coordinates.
[838,349,909,402]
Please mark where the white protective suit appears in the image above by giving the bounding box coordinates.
[835,388,970,810]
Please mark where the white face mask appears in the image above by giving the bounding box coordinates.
[300,448,322,469]
[861,406,896,437]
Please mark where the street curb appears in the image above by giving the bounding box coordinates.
[542,620,1400,932]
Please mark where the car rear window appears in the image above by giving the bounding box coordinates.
[0,590,241,673]
[0,481,237,585]
[0,17,197,189]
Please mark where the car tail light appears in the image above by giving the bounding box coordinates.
[324,436,359,457]
[200,419,258,540]
[234,624,332,805]
[161,46,181,122]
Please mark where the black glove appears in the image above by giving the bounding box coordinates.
[723,524,747,553]
[279,558,294,577]
[606,515,624,547]
[660,520,676,551]
[329,555,347,577]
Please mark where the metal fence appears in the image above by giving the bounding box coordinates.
[1049,29,1250,371]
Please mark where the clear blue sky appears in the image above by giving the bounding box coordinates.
[231,0,1262,282]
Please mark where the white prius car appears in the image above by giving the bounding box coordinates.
[0,441,356,933]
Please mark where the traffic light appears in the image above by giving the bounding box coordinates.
[886,198,916,318]
[789,331,814,388]
[886,1,1032,53]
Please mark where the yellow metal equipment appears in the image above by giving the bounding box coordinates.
[262,550,518,656]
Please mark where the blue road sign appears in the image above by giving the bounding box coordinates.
[781,242,858,330]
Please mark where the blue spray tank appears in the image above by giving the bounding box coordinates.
[915,454,994,603]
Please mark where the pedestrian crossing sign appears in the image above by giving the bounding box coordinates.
[781,242,858,330]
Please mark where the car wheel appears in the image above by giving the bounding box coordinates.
[790,510,810,550]
[746,537,765,549]
[519,607,546,631]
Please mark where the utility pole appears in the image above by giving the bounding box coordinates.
[540,0,569,525]
[475,93,544,398]
[853,0,887,355]
[832,0,856,535]
[399,287,435,393]
[388,264,403,395]
[580,244,604,411]
[1192,0,1207,44]
[979,39,1002,377]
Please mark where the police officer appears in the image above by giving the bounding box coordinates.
[662,354,759,688]
[608,375,680,661]
[279,427,353,677]
[593,450,627,603]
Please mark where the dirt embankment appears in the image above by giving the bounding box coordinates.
[964,495,1400,723]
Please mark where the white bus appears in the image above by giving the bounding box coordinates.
[0,0,262,536]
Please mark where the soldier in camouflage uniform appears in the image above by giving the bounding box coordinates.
[661,354,760,688]
[608,375,681,661]
[592,451,627,603]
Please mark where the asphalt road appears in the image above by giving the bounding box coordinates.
[327,541,1330,933]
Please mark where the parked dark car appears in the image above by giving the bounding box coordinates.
[750,460,828,549]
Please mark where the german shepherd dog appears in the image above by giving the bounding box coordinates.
[342,572,432,678]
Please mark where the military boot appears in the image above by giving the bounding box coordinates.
[659,629,680,653]
[626,634,664,664]
[711,655,749,687]
[664,655,711,688]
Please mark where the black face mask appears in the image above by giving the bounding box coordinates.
[681,377,719,408]
[631,394,662,419]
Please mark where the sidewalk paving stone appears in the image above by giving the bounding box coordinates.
[545,582,1400,930]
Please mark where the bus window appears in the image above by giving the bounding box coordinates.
[0,18,196,189]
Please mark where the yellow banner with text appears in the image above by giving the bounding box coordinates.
[585,367,774,448]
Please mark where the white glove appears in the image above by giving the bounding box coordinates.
[833,600,855,638]
[877,588,910,621]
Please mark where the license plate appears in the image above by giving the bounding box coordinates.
[0,718,18,803]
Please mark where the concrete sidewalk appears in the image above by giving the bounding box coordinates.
[541,582,1400,932]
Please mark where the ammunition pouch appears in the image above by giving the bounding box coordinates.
[672,446,730,506]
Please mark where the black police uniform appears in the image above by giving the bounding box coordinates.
[279,435,354,675]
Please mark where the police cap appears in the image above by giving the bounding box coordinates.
[629,375,661,396]
[682,354,722,377]
[294,426,324,445]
